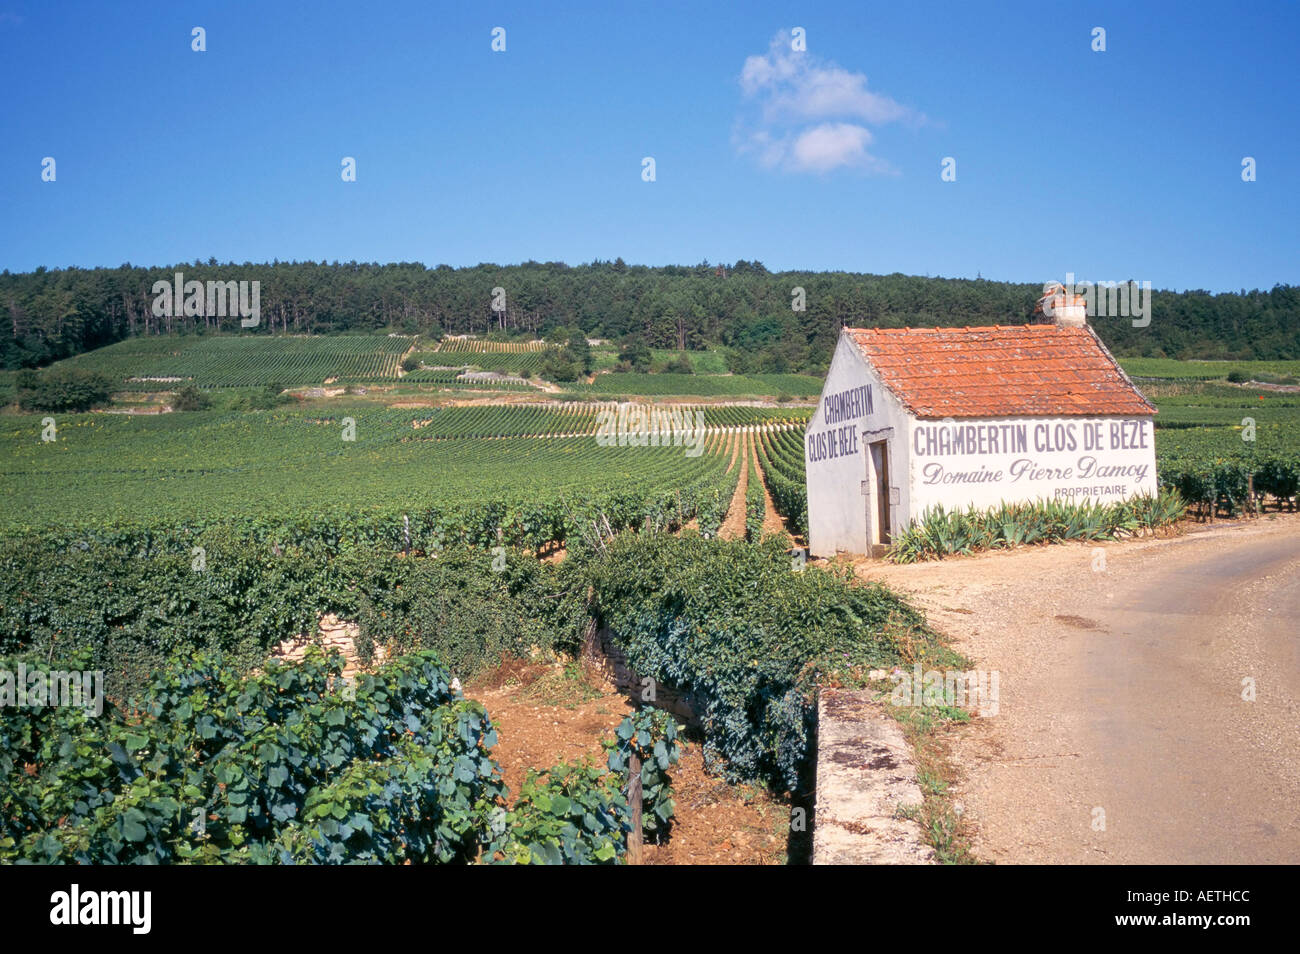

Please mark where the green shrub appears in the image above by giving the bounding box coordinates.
[539,350,579,382]
[605,707,682,842]
[886,492,1186,563]
[584,534,944,790]
[2,525,943,803]
[495,761,626,864]
[0,648,509,864]
[172,384,211,411]
[355,548,587,676]
[0,532,329,697]
[0,535,586,697]
[16,367,114,412]
[617,340,651,372]
[745,447,766,542]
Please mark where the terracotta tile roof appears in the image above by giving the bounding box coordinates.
[847,324,1156,419]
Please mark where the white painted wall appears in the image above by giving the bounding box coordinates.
[906,414,1157,517]
[805,332,913,557]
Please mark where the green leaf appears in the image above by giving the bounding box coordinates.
[121,811,147,842]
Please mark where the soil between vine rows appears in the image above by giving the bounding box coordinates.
[469,669,791,865]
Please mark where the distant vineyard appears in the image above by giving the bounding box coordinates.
[699,406,810,428]
[52,335,412,388]
[435,338,551,354]
[418,338,557,376]
[402,367,535,391]
[1121,358,1300,381]
[36,334,826,398]
[0,403,805,550]
[1147,383,1299,514]
[417,354,545,376]
[1156,424,1299,515]
[569,372,823,397]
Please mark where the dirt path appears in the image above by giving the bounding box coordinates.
[855,514,1300,864]
[725,429,741,472]
[748,438,793,540]
[719,435,750,540]
[470,675,789,864]
[395,338,419,378]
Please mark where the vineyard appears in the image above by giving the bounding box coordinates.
[425,337,557,377]
[3,346,1296,864]
[434,338,551,354]
[569,372,823,398]
[1119,358,1300,381]
[7,372,1292,548]
[401,367,536,390]
[0,525,958,864]
[1145,384,1299,516]
[1,403,809,551]
[52,335,413,389]
[0,639,685,864]
[21,335,836,405]
[758,427,809,537]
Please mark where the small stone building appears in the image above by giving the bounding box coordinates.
[805,296,1157,557]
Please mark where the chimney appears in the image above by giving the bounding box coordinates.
[1036,281,1087,328]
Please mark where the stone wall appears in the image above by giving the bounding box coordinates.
[813,688,935,865]
[585,625,699,727]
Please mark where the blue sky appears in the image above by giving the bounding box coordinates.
[1,0,1296,292]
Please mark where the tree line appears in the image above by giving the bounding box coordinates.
[2,258,1295,373]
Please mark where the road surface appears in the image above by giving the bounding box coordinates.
[860,515,1300,864]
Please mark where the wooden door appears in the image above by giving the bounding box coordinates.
[867,439,891,546]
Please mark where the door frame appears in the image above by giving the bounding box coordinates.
[862,427,894,548]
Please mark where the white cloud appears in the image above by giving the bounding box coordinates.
[735,32,920,174]
[790,123,877,173]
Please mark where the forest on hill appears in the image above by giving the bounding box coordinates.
[2,259,1296,374]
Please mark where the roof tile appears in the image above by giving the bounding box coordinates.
[847,324,1155,419]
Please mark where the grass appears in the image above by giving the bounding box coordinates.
[889,699,983,865]
[519,662,604,708]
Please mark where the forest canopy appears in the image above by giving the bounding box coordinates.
[2,259,1295,373]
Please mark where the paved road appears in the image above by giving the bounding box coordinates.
[1077,531,1300,863]
[863,516,1300,864]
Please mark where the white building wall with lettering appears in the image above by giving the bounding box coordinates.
[805,335,913,557]
[907,415,1157,516]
